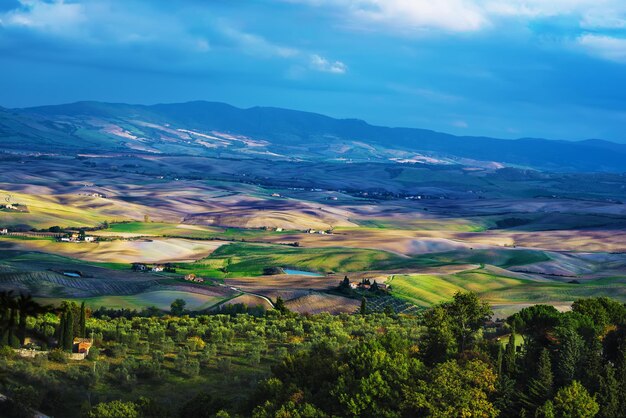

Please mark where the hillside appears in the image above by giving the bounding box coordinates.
[0,101,625,172]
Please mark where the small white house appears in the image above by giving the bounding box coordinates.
[152,265,164,272]
[0,228,8,235]
[83,236,95,242]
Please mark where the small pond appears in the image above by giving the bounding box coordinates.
[283,269,323,277]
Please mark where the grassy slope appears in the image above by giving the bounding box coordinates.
[106,221,293,240]
[175,242,439,278]
[41,290,223,311]
[390,268,626,308]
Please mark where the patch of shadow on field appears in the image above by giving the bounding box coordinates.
[0,270,159,298]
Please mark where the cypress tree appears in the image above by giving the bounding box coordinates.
[79,302,86,338]
[503,328,517,377]
[360,297,367,316]
[556,326,584,385]
[63,309,74,351]
[58,312,65,349]
[496,344,504,377]
[521,348,554,413]
[597,364,620,418]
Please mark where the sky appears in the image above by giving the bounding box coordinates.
[1,0,626,142]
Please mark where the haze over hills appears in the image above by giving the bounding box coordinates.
[1,100,626,172]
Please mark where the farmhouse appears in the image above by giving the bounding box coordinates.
[83,236,95,242]
[0,228,7,235]
[152,265,165,272]
[73,338,92,354]
[184,273,205,282]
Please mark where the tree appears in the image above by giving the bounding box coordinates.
[420,305,456,365]
[360,297,367,316]
[79,301,86,338]
[15,293,47,345]
[170,299,186,316]
[502,328,517,377]
[521,348,554,413]
[87,400,140,418]
[551,380,599,418]
[404,359,499,417]
[338,276,351,293]
[511,305,561,345]
[274,297,289,314]
[555,325,584,385]
[62,309,74,351]
[444,291,492,351]
[596,364,620,418]
[0,291,19,347]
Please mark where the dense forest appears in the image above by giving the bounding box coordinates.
[0,292,625,417]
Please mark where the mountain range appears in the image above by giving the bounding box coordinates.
[1,100,625,172]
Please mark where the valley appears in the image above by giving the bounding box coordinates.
[1,139,625,317]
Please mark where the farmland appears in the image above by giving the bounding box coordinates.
[0,154,625,315]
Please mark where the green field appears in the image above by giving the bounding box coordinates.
[419,248,551,268]
[0,249,130,271]
[389,268,626,309]
[174,242,439,278]
[40,290,225,311]
[106,221,292,240]
[346,217,487,232]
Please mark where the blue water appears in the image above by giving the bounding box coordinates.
[63,272,81,278]
[283,269,323,277]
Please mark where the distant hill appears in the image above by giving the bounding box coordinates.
[1,100,625,172]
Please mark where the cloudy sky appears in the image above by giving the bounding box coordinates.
[1,0,626,142]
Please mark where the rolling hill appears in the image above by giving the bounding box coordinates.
[1,101,626,172]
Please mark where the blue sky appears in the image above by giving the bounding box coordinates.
[1,0,626,142]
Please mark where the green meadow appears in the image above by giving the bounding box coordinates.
[389,268,626,309]
[40,290,225,311]
[174,242,432,278]
[107,221,293,240]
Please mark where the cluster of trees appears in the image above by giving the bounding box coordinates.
[0,291,48,347]
[57,301,88,351]
[252,294,626,417]
[0,293,624,417]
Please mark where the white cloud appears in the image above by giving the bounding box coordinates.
[218,24,299,58]
[287,0,626,33]
[309,54,347,74]
[3,0,86,35]
[452,120,469,128]
[218,24,347,74]
[577,33,626,62]
[351,0,487,33]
